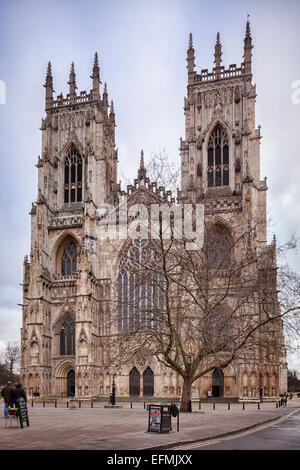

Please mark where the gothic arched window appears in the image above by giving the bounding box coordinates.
[207,309,230,353]
[118,239,164,332]
[207,223,231,268]
[61,241,78,277]
[60,315,75,355]
[207,125,229,187]
[64,145,83,203]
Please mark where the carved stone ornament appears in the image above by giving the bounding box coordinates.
[235,157,241,173]
[79,328,88,343]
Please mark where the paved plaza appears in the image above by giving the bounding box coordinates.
[0,399,299,450]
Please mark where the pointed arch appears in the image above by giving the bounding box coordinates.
[205,220,233,268]
[207,123,229,187]
[129,367,140,396]
[143,367,154,396]
[54,232,80,277]
[64,144,83,203]
[117,239,164,332]
[212,369,224,397]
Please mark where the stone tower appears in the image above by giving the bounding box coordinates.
[179,22,287,398]
[21,54,120,397]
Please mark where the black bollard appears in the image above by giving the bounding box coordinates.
[144,402,145,409]
[243,403,245,411]
[67,401,69,408]
[32,400,33,407]
[130,401,132,409]
[258,402,260,410]
[43,401,45,408]
[55,401,57,408]
[79,400,81,408]
[199,401,201,410]
[91,400,93,408]
[213,402,215,410]
[228,402,230,410]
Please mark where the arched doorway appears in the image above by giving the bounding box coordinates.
[212,369,224,397]
[67,370,75,397]
[143,367,154,396]
[129,367,140,396]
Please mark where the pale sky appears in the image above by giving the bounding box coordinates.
[0,0,299,369]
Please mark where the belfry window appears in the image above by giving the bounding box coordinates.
[61,241,77,276]
[207,125,229,187]
[60,315,75,355]
[64,146,82,203]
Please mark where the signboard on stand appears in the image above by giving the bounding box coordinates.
[16,398,30,429]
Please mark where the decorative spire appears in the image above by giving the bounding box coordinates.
[214,32,222,78]
[68,62,77,104]
[187,33,195,84]
[109,100,115,122]
[91,52,101,99]
[44,61,54,109]
[140,149,144,169]
[102,82,108,111]
[138,149,146,182]
[243,16,253,75]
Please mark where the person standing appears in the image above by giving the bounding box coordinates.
[13,383,27,403]
[1,381,15,418]
[282,393,288,407]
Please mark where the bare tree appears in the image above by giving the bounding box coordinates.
[4,341,21,378]
[102,212,300,411]
[98,153,300,411]
[146,147,180,194]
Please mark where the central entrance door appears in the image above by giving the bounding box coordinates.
[129,367,140,396]
[143,367,154,396]
[212,369,224,397]
[67,370,75,397]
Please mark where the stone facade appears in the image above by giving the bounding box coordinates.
[20,23,288,401]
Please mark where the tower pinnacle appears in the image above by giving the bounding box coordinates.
[44,61,54,109]
[68,62,77,104]
[187,33,195,84]
[243,18,253,74]
[91,52,101,99]
[214,32,222,78]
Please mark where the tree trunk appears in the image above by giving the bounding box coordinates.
[180,377,193,412]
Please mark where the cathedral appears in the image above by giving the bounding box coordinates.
[20,22,288,401]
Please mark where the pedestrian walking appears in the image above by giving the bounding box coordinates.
[1,381,15,418]
[282,393,287,407]
[12,383,27,403]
